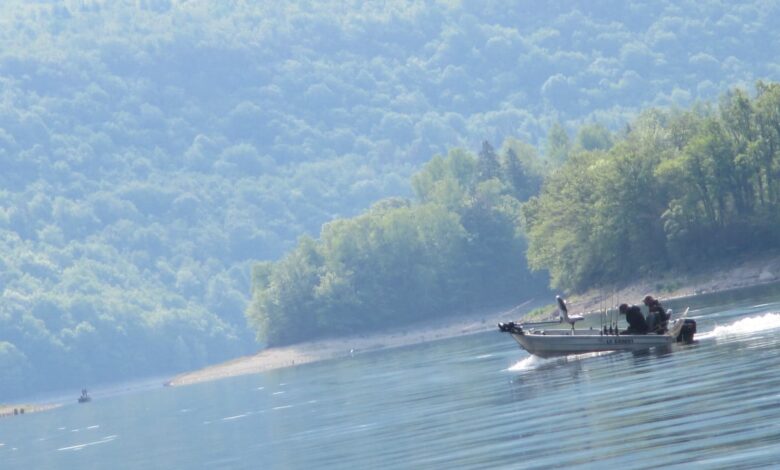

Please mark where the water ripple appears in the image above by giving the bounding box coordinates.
[3,295,780,469]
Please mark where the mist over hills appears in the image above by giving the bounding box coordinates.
[2,0,779,399]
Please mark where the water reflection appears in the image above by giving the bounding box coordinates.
[507,354,587,403]
[496,297,780,467]
[632,344,672,358]
[4,290,780,469]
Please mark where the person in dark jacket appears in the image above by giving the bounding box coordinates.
[643,295,669,333]
[619,303,648,335]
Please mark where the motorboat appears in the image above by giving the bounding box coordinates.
[498,296,697,358]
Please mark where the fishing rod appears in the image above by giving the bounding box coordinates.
[612,291,618,335]
[600,292,604,336]
[599,291,604,334]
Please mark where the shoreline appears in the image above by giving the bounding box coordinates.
[0,403,61,419]
[8,254,779,408]
[570,254,780,314]
[167,254,780,388]
[165,300,536,387]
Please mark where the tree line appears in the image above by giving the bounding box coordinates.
[246,141,549,346]
[524,82,780,291]
[248,82,780,345]
[3,0,780,399]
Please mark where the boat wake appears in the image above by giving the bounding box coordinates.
[507,355,549,371]
[696,313,780,340]
[57,435,118,452]
[506,351,613,372]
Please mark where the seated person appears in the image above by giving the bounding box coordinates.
[619,303,648,335]
[643,295,669,333]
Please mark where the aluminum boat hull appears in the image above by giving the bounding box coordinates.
[508,331,673,358]
[506,319,688,358]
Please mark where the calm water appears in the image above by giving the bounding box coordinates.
[3,290,780,469]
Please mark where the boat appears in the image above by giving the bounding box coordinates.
[498,296,697,358]
[78,389,91,403]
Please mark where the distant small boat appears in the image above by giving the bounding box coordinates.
[78,389,91,404]
[498,296,697,358]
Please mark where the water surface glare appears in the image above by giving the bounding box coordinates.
[2,294,780,469]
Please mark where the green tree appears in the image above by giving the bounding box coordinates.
[477,140,501,182]
[575,123,613,152]
[546,122,571,166]
[246,237,323,346]
[752,81,780,208]
[411,148,477,209]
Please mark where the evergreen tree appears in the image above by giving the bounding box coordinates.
[477,140,501,182]
[503,148,535,201]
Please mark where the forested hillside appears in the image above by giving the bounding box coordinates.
[3,0,780,399]
[525,83,780,291]
[247,84,780,346]
[246,140,550,346]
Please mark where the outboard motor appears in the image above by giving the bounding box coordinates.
[676,319,697,343]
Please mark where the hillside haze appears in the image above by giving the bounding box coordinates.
[2,1,780,399]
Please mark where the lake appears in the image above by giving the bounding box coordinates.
[2,288,780,469]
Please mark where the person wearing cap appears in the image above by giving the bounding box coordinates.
[643,295,669,333]
[619,303,648,335]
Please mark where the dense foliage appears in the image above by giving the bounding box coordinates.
[525,82,780,291]
[2,0,780,399]
[246,142,548,346]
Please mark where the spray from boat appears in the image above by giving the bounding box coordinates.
[507,350,613,372]
[696,312,780,340]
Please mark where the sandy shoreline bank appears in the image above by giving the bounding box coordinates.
[165,300,535,387]
[167,254,780,388]
[571,254,780,314]
[0,403,61,419]
[5,254,779,415]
